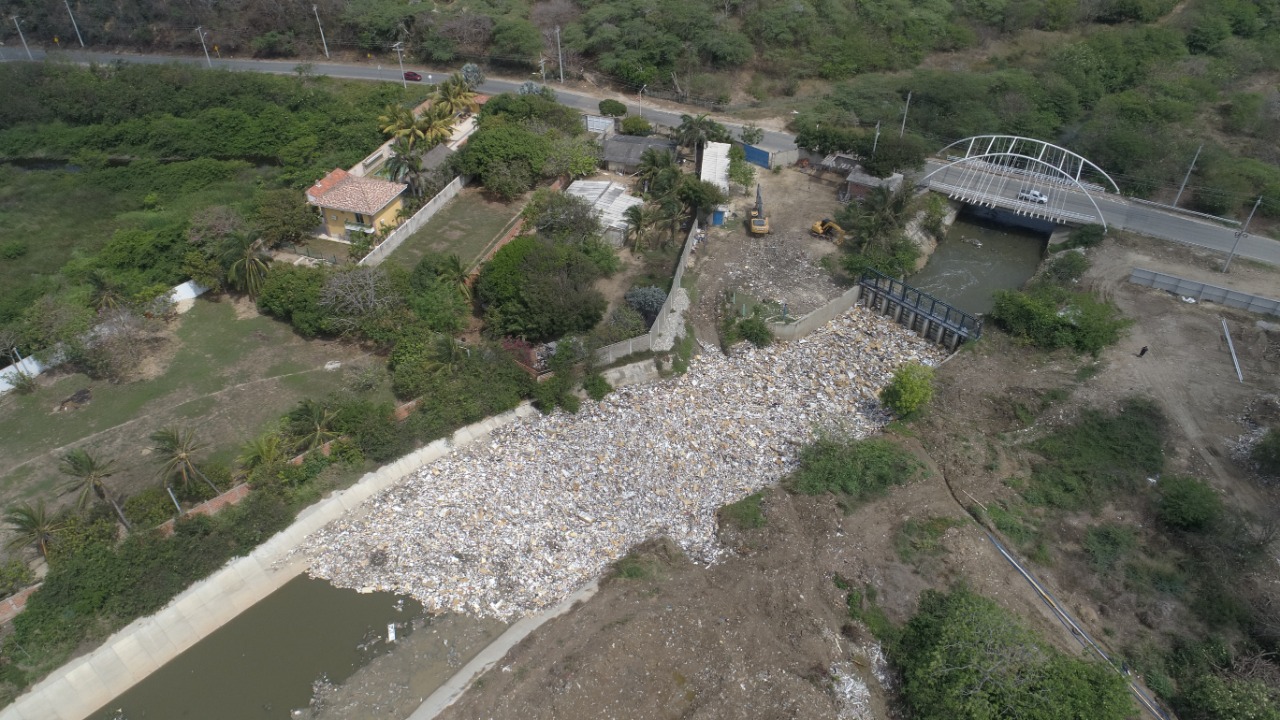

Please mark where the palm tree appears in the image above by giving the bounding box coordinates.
[59,449,131,531]
[4,500,66,558]
[426,335,469,378]
[383,137,420,184]
[856,184,913,250]
[377,104,415,141]
[150,427,219,494]
[676,114,728,174]
[623,204,660,251]
[438,253,472,301]
[289,399,341,452]
[237,432,285,472]
[89,270,127,312]
[223,235,271,298]
[433,74,480,117]
[407,104,455,150]
[636,148,678,197]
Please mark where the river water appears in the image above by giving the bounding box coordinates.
[909,211,1049,315]
[92,576,501,720]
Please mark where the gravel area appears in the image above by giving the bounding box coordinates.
[304,307,946,620]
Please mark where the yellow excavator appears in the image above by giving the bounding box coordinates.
[810,218,848,246]
[749,184,770,235]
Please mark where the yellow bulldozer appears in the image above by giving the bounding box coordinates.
[749,184,770,235]
[810,218,848,245]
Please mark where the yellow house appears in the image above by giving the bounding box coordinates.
[306,168,407,240]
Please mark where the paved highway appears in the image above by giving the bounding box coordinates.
[6,48,1277,266]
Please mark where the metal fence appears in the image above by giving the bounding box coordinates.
[1129,267,1280,317]
[358,176,467,267]
[595,220,701,365]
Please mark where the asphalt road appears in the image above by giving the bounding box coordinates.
[7,48,1278,266]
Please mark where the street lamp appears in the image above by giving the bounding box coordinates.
[195,27,212,68]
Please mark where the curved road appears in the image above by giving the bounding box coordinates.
[7,48,1279,266]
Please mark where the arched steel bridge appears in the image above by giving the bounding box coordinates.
[920,135,1120,230]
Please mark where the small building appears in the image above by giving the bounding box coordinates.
[564,180,646,246]
[307,168,407,240]
[600,133,678,174]
[700,141,732,226]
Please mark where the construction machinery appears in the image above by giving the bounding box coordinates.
[810,218,848,245]
[748,184,770,235]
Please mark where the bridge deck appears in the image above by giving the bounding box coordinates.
[928,180,1098,224]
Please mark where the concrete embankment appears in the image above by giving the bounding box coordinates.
[1,361,660,720]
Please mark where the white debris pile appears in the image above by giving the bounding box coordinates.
[304,308,947,620]
[828,662,874,720]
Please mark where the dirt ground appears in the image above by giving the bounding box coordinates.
[421,232,1280,719]
[687,166,849,346]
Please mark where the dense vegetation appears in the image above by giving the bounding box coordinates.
[892,587,1133,719]
[0,63,426,358]
[991,249,1129,355]
[785,435,923,502]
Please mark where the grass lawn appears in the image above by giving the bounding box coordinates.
[0,300,388,510]
[385,187,522,272]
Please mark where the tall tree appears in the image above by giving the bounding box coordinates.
[255,189,318,248]
[4,500,66,558]
[223,235,272,298]
[676,113,729,173]
[288,399,341,451]
[636,148,680,198]
[150,427,219,494]
[460,63,486,90]
[623,204,659,251]
[407,104,456,150]
[59,449,131,531]
[433,74,481,117]
[377,104,416,141]
[383,137,420,184]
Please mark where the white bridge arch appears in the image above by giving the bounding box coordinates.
[920,135,1120,230]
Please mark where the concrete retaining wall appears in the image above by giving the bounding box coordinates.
[2,358,663,720]
[768,285,864,342]
[1129,267,1280,318]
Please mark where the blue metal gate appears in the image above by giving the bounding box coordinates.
[742,144,770,168]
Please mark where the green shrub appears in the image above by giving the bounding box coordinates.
[0,240,28,260]
[123,487,179,528]
[1083,524,1137,574]
[1065,224,1106,249]
[1181,675,1280,720]
[880,363,934,418]
[735,315,773,347]
[786,436,923,501]
[896,588,1132,720]
[1156,475,1222,532]
[620,116,652,136]
[1041,251,1090,285]
[598,99,627,117]
[1253,427,1280,476]
[625,286,667,324]
[0,559,34,598]
[1025,396,1165,510]
[582,373,612,400]
[894,516,963,563]
[991,285,1129,356]
[719,493,766,530]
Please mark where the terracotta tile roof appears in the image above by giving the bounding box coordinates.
[307,168,406,216]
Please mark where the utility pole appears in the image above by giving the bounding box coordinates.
[392,42,406,88]
[538,55,546,84]
[1173,143,1202,208]
[195,27,212,68]
[64,0,85,48]
[555,25,564,83]
[872,121,881,155]
[313,5,330,59]
[11,17,32,61]
[899,90,912,138]
[1223,195,1261,273]
[639,84,646,118]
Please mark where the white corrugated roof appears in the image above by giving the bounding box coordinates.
[565,180,645,232]
[700,141,731,192]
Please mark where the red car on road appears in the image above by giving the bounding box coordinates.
[403,71,422,82]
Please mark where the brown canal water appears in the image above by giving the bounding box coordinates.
[93,576,504,720]
[910,211,1049,316]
